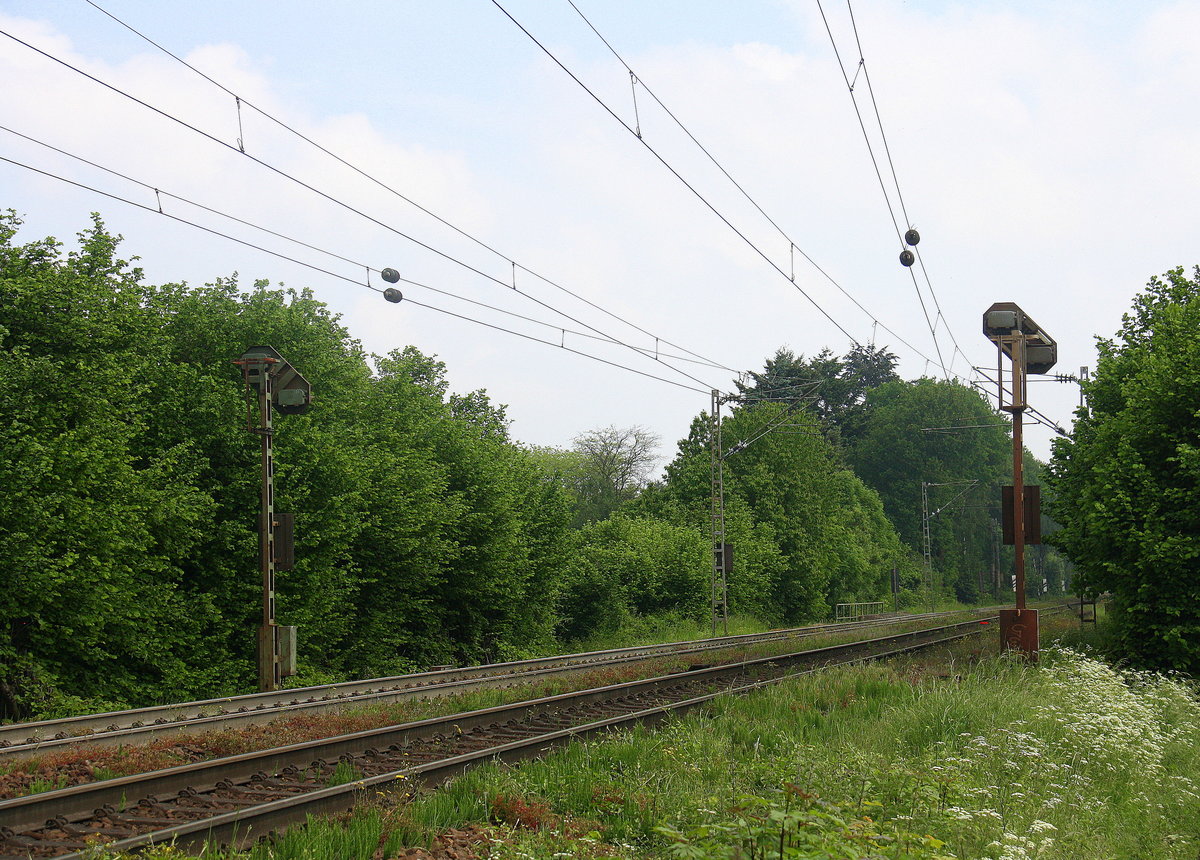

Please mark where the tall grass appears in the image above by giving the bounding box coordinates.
[384,643,1200,859]
[563,612,771,653]
[89,615,1197,859]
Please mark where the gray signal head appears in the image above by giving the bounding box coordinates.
[381,267,400,283]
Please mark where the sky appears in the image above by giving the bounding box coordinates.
[2,0,1197,466]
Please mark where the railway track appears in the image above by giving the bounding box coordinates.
[0,608,988,761]
[0,616,1001,860]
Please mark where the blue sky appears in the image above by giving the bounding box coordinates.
[3,1,1198,463]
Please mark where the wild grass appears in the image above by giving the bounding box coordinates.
[79,613,1198,859]
[564,611,771,652]
[378,636,1200,859]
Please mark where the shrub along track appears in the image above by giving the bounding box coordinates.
[0,616,1019,860]
[0,609,987,763]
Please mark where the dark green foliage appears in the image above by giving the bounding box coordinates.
[555,515,708,642]
[1047,266,1200,673]
[660,402,902,623]
[0,213,571,715]
[735,343,899,442]
[847,379,1011,601]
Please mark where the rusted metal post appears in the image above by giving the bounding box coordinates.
[999,332,1038,656]
[1011,336,1026,613]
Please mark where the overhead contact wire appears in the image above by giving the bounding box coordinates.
[815,0,950,379]
[0,153,709,394]
[2,123,727,371]
[563,0,940,372]
[490,0,859,345]
[0,26,718,392]
[81,0,732,375]
[844,0,968,367]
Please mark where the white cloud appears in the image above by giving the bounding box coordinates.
[3,2,1199,458]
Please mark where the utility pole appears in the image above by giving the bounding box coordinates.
[920,481,933,612]
[233,346,310,691]
[709,389,728,636]
[920,480,979,613]
[708,384,815,636]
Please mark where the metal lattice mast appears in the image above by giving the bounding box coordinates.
[236,353,281,692]
[709,389,728,636]
[921,481,933,611]
[234,346,310,692]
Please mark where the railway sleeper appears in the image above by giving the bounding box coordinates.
[107,813,193,826]
[6,832,95,850]
[62,822,138,838]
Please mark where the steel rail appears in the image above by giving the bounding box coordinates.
[0,617,999,857]
[0,608,987,758]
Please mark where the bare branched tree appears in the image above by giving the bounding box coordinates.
[570,425,661,523]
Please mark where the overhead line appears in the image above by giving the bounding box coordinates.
[814,0,904,243]
[490,0,860,345]
[79,0,974,403]
[562,0,955,381]
[5,122,730,371]
[0,26,720,393]
[80,0,733,375]
[844,0,969,367]
[566,0,793,246]
[0,152,709,395]
[815,0,951,379]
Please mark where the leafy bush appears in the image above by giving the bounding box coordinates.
[1048,265,1200,672]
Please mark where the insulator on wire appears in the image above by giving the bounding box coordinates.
[383,288,403,303]
[381,267,400,283]
[904,228,921,246]
[899,249,915,267]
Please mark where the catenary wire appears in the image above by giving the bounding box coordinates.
[531,3,1008,411]
[80,0,733,376]
[489,0,860,345]
[814,0,949,379]
[0,123,726,371]
[843,0,969,370]
[814,0,903,242]
[1,151,1062,433]
[0,153,711,395]
[556,3,1072,434]
[561,0,953,387]
[76,2,983,408]
[0,26,720,393]
[7,15,1068,437]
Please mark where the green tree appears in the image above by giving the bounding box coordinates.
[735,344,899,442]
[555,514,708,642]
[0,212,578,713]
[1047,266,1200,672]
[0,213,219,711]
[846,379,1010,602]
[663,402,901,621]
[568,425,661,525]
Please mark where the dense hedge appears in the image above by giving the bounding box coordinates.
[0,214,577,714]
[0,213,926,716]
[1048,266,1200,673]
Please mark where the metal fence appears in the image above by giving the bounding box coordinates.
[834,601,885,622]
